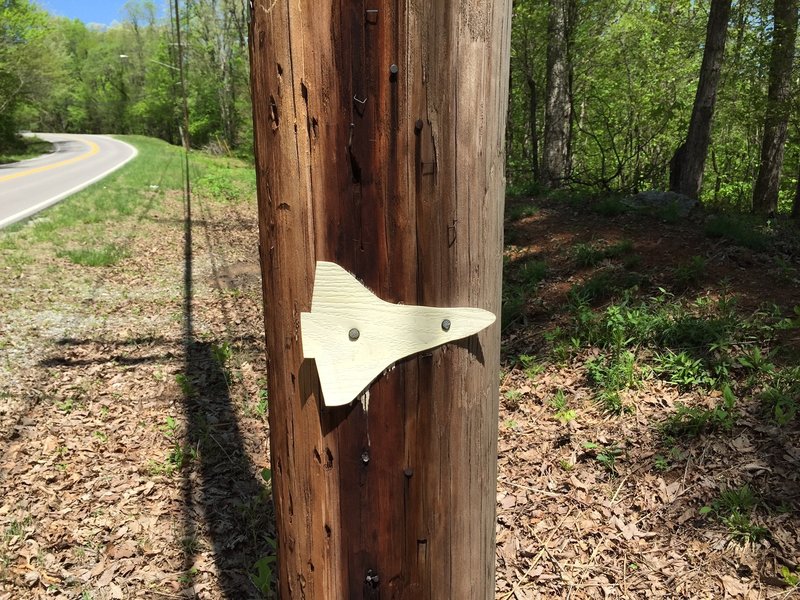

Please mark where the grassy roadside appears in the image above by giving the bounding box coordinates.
[0,135,55,165]
[1,135,256,268]
[0,135,272,598]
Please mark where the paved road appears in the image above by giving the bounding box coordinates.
[0,133,138,229]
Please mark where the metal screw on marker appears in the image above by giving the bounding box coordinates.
[349,328,360,341]
[441,319,451,332]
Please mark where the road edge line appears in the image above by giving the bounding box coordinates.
[0,136,139,230]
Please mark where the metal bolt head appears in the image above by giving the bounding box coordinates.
[389,64,399,75]
[441,319,451,332]
[349,328,360,341]
[361,451,370,464]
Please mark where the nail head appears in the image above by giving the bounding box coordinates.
[441,319,451,332]
[349,328,360,341]
[389,64,399,75]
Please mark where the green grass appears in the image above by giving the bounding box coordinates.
[57,244,129,267]
[0,136,256,269]
[674,255,706,288]
[195,161,256,202]
[593,196,628,217]
[0,135,53,164]
[568,268,646,304]
[700,484,770,544]
[574,239,634,268]
[586,350,642,413]
[661,386,737,439]
[505,201,539,221]
[704,215,770,251]
[502,256,548,331]
[7,136,185,232]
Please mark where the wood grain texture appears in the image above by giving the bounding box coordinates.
[250,0,511,596]
[302,261,496,407]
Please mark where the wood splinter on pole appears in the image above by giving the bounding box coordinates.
[249,1,512,597]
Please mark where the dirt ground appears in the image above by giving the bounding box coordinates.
[1,190,799,599]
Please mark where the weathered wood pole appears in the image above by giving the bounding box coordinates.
[250,2,511,598]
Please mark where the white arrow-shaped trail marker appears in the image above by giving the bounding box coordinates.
[301,261,497,407]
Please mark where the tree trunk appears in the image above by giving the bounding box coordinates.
[669,0,732,200]
[753,0,798,216]
[528,76,540,183]
[542,0,573,189]
[249,1,511,597]
[793,158,800,219]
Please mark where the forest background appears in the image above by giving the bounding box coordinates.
[2,0,800,217]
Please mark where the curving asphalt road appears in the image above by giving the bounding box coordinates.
[0,133,138,229]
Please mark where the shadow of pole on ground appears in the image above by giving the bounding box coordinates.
[179,165,275,598]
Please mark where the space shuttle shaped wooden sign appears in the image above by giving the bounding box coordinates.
[301,261,496,407]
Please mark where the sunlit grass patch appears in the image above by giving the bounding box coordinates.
[58,244,129,267]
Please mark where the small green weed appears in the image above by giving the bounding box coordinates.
[255,389,269,417]
[737,346,774,376]
[179,567,198,585]
[582,441,623,474]
[594,196,628,217]
[161,416,179,438]
[780,566,799,587]
[661,385,737,438]
[58,244,129,267]
[517,259,547,288]
[4,516,32,540]
[504,389,523,410]
[674,255,706,288]
[574,239,634,268]
[760,366,800,426]
[175,373,195,396]
[501,290,526,331]
[586,350,641,413]
[653,454,670,472]
[251,553,277,597]
[505,202,539,221]
[653,350,713,389]
[211,341,233,366]
[549,389,576,423]
[518,354,545,379]
[700,484,769,543]
[568,269,645,304]
[167,444,197,472]
[704,215,769,251]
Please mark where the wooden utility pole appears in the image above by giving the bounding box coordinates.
[250,2,511,597]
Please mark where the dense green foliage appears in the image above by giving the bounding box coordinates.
[509,0,799,213]
[1,0,251,157]
[2,0,799,213]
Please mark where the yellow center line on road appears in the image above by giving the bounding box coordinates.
[0,138,101,183]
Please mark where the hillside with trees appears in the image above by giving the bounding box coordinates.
[1,0,251,157]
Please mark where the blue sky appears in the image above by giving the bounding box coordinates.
[39,0,142,26]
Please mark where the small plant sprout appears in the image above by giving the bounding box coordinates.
[518,353,545,379]
[700,484,770,544]
[780,566,799,587]
[550,389,576,423]
[504,389,523,410]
